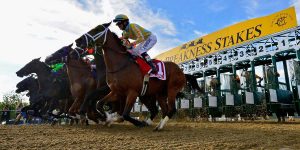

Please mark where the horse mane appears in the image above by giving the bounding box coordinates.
[110,32,127,51]
[41,61,52,73]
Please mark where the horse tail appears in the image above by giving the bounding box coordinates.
[184,74,201,91]
[176,91,185,99]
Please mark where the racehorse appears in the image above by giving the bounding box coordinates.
[45,44,101,123]
[16,75,40,104]
[15,76,49,124]
[75,22,186,130]
[16,58,73,122]
[46,44,160,125]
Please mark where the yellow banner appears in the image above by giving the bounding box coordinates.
[155,7,298,64]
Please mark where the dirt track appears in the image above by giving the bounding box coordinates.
[1,120,300,150]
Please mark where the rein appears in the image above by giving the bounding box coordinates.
[82,26,129,73]
[67,49,92,69]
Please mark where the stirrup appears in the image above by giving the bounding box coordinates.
[151,68,158,74]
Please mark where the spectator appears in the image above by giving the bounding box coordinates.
[1,106,10,125]
[16,103,23,118]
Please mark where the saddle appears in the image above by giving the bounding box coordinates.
[134,56,166,96]
[134,57,166,80]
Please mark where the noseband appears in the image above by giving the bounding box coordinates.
[83,25,109,49]
[79,24,130,73]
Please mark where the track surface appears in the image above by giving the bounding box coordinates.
[1,120,300,149]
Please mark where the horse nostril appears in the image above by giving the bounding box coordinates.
[16,72,20,76]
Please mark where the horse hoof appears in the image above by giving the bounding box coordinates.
[143,119,153,126]
[141,121,150,126]
[137,122,147,128]
[51,121,57,126]
[153,127,161,132]
[105,121,113,127]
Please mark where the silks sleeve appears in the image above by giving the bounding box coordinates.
[131,24,145,44]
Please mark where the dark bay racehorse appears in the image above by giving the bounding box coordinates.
[15,76,48,123]
[16,58,73,121]
[16,75,40,104]
[47,44,159,125]
[75,22,186,130]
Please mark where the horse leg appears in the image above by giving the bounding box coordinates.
[122,91,146,127]
[79,87,96,117]
[96,91,121,124]
[85,109,99,125]
[276,112,281,122]
[64,98,74,120]
[14,113,22,125]
[155,91,177,131]
[153,95,168,130]
[111,99,125,123]
[281,110,286,122]
[96,92,115,116]
[140,96,158,125]
[69,96,84,119]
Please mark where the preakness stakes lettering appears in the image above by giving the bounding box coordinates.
[164,24,263,63]
[155,7,298,65]
[181,26,300,74]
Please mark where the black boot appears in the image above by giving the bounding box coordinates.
[141,52,157,74]
[148,60,157,73]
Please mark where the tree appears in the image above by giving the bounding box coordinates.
[0,91,27,120]
[0,91,26,110]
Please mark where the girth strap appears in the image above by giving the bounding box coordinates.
[140,74,150,96]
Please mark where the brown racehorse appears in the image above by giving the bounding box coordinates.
[45,44,99,123]
[75,22,186,130]
[46,44,160,126]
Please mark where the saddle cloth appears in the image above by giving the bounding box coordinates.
[135,57,166,80]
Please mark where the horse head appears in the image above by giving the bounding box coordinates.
[75,22,124,53]
[15,76,36,93]
[45,44,82,65]
[16,57,44,77]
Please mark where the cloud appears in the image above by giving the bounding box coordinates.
[193,30,207,37]
[0,0,177,100]
[242,0,260,18]
[207,1,227,13]
[181,20,196,26]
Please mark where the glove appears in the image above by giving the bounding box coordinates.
[122,39,135,49]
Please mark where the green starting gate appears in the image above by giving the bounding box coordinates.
[179,26,300,120]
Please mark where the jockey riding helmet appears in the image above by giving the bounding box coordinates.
[113,14,129,24]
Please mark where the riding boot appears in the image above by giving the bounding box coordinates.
[141,52,157,73]
[148,60,157,73]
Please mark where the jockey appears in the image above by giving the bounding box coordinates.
[50,63,64,73]
[113,14,158,73]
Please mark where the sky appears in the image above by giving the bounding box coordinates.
[0,0,299,100]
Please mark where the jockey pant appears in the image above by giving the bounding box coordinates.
[132,34,157,56]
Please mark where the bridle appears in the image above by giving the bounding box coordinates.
[77,24,130,73]
[78,24,127,55]
[77,25,109,52]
